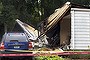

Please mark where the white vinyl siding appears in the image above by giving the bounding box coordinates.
[71,8,90,49]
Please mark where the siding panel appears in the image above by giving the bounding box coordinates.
[71,8,90,49]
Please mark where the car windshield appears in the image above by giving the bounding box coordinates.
[4,33,28,42]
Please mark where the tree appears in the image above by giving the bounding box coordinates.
[0,0,90,32]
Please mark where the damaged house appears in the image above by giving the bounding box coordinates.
[40,2,90,50]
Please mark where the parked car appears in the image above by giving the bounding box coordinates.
[0,32,33,50]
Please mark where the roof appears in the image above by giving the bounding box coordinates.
[45,2,71,32]
[44,2,90,33]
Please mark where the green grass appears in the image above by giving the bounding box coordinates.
[65,54,90,59]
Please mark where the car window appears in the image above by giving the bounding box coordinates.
[4,33,28,42]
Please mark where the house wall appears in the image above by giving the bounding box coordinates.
[71,8,90,49]
[60,15,71,45]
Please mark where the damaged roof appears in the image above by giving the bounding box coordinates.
[45,2,71,32]
[44,2,90,32]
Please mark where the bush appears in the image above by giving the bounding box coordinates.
[34,55,64,60]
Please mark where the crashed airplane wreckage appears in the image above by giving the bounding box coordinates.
[16,2,90,50]
[15,2,71,49]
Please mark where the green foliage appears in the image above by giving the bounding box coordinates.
[0,0,90,31]
[34,55,64,60]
